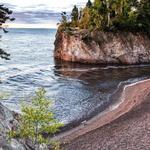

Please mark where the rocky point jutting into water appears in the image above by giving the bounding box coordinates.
[54,30,150,65]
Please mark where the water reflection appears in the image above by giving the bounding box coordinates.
[53,59,150,125]
[54,59,150,89]
[1,28,150,126]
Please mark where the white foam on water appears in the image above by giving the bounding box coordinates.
[100,64,150,70]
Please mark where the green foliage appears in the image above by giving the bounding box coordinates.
[9,88,63,149]
[60,12,67,26]
[59,12,72,32]
[0,92,10,100]
[86,0,92,8]
[50,141,62,150]
[94,0,102,9]
[59,0,150,33]
[0,5,15,30]
[0,94,5,100]
[79,7,91,29]
[71,5,79,27]
[0,5,15,60]
[136,0,150,33]
[89,8,103,30]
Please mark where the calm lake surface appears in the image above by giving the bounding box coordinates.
[0,28,150,124]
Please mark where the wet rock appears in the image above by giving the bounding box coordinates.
[54,30,150,65]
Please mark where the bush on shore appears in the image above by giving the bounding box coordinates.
[9,88,63,150]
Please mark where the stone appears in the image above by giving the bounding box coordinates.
[0,103,29,150]
[54,30,150,65]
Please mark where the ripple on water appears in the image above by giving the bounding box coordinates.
[1,29,150,125]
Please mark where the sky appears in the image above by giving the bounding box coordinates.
[1,0,92,28]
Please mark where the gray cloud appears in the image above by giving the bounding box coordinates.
[0,3,17,9]
[1,2,86,24]
[13,11,61,24]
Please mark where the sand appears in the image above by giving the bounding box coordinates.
[62,94,150,150]
[54,79,150,150]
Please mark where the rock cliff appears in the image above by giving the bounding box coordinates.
[54,30,150,64]
[0,103,30,150]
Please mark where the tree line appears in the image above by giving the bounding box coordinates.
[59,0,150,33]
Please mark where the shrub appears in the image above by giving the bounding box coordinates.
[9,88,63,150]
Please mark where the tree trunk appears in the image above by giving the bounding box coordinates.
[106,0,111,27]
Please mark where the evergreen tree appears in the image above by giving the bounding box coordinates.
[59,0,150,32]
[94,0,102,9]
[9,88,63,150]
[0,5,15,60]
[137,0,150,33]
[79,7,91,29]
[71,5,79,27]
[86,0,92,8]
[89,8,103,30]
[59,11,70,30]
[60,12,67,25]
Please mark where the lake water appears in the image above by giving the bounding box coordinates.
[0,28,150,124]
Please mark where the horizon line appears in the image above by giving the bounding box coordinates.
[6,27,57,29]
[3,23,58,29]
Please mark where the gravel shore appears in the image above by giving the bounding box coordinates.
[62,94,150,150]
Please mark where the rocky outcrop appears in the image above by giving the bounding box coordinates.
[0,103,28,150]
[54,30,150,64]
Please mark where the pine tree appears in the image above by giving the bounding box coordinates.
[71,5,79,27]
[79,7,91,29]
[0,5,15,60]
[86,0,92,8]
[9,88,63,150]
[59,0,150,32]
[137,0,150,33]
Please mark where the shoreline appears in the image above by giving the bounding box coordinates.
[63,89,150,150]
[53,78,150,144]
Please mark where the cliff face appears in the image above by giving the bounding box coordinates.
[54,30,150,64]
[0,103,26,150]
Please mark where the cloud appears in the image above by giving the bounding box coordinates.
[13,10,61,24]
[1,1,88,25]
[1,3,17,9]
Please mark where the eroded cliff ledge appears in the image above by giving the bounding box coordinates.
[54,30,150,64]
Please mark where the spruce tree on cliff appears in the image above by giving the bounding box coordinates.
[86,0,92,8]
[71,5,79,27]
[137,0,150,33]
[60,0,150,33]
[0,5,14,60]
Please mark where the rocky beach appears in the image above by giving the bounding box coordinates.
[1,78,149,150]
[53,79,150,147]
[63,91,150,150]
